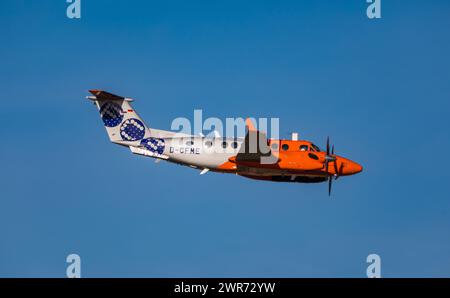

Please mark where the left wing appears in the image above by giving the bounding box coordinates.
[234,118,278,165]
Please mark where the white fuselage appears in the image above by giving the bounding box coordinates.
[162,136,243,170]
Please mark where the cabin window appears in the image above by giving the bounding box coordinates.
[282,144,289,151]
[271,143,279,150]
[231,141,238,149]
[186,140,194,146]
[299,145,309,152]
[222,141,228,148]
[204,140,213,148]
[308,153,319,160]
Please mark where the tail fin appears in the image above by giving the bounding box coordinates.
[87,90,151,145]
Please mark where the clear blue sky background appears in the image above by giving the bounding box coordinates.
[1,0,449,277]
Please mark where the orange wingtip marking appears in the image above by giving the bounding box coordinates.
[89,89,102,96]
[245,118,256,131]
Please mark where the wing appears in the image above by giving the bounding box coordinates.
[235,118,276,164]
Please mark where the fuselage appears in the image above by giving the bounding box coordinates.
[87,89,363,185]
[155,136,363,183]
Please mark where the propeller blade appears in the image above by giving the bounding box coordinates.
[325,136,338,195]
[326,137,330,155]
[328,176,332,196]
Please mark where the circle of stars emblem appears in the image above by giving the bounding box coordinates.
[141,138,165,154]
[120,118,145,141]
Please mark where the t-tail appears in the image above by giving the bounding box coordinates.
[86,90,151,146]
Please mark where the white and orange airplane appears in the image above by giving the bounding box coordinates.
[87,90,363,195]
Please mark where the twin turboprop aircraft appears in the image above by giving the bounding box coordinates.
[87,90,362,195]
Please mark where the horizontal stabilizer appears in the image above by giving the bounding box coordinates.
[88,90,134,102]
[129,146,169,160]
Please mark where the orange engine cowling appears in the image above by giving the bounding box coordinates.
[277,159,323,171]
[229,153,324,171]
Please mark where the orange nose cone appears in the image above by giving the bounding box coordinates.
[335,157,363,176]
[348,161,363,174]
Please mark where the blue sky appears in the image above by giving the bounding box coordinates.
[1,0,450,277]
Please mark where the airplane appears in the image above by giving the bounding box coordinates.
[86,90,363,196]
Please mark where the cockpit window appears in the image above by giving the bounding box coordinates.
[311,144,321,152]
[299,145,309,152]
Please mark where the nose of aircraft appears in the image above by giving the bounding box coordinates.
[334,156,363,176]
[344,160,363,175]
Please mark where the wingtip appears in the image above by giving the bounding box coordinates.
[88,89,102,96]
[245,118,256,131]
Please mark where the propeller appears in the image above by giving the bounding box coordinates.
[324,137,343,196]
[324,137,336,173]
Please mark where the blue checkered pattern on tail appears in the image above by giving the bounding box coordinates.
[100,102,123,127]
